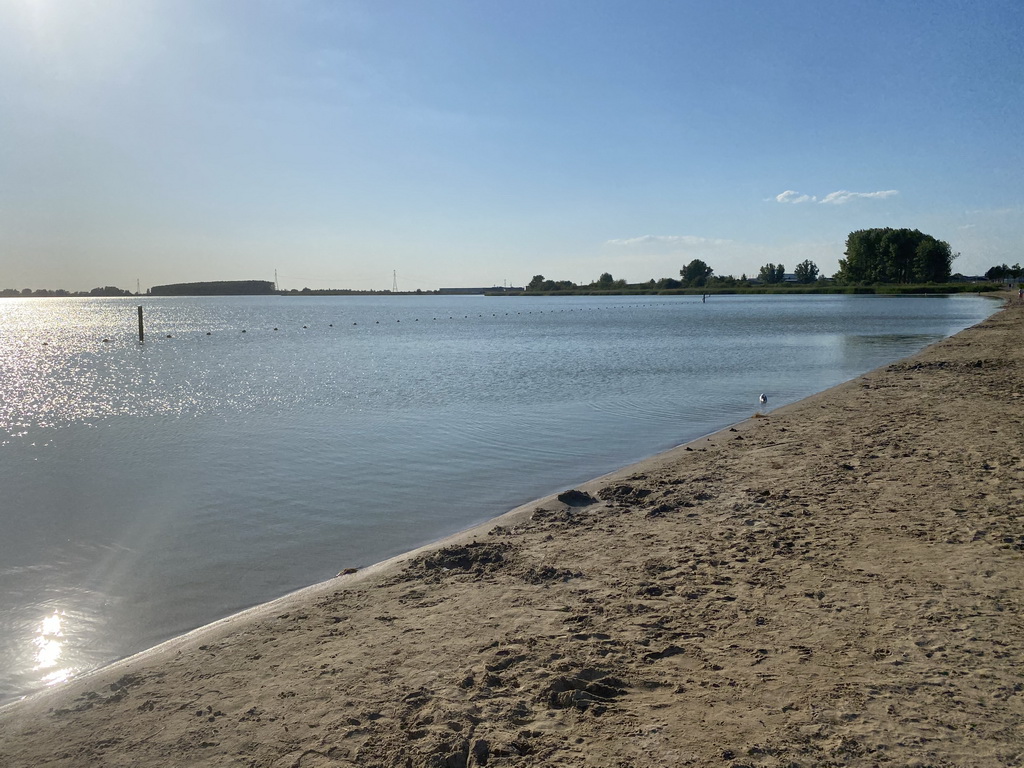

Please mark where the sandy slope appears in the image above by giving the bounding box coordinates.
[1,296,1022,768]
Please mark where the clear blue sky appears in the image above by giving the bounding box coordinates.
[2,0,1021,291]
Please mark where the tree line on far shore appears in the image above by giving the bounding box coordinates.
[1,229,1014,298]
[528,257,824,292]
[0,286,135,298]
[527,228,983,293]
[527,256,823,293]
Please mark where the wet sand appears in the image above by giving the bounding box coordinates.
[1,295,1022,767]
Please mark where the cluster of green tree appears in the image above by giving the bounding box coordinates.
[593,272,628,290]
[0,286,134,297]
[793,260,820,283]
[755,260,820,284]
[527,275,581,292]
[836,228,955,284]
[653,259,739,289]
[984,263,1023,281]
[651,274,743,289]
[527,259,828,293]
[758,263,786,284]
[679,259,715,286]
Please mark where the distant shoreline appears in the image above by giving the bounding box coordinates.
[2,282,1004,298]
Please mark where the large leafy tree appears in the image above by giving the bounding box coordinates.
[837,228,955,284]
[914,238,955,283]
[679,259,713,287]
[793,259,819,284]
[527,275,548,291]
[758,263,786,284]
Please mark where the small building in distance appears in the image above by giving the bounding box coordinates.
[149,280,276,296]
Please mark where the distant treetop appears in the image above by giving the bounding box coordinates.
[679,259,713,287]
[985,263,1022,281]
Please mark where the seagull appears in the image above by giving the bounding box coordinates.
[759,393,768,406]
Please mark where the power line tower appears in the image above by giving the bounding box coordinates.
[392,270,398,293]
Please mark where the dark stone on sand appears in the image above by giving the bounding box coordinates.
[557,489,597,506]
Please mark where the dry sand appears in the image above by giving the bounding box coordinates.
[1,296,1022,768]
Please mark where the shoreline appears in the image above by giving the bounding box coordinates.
[0,401,769,715]
[2,295,1022,767]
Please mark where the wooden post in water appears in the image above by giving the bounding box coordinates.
[137,306,144,342]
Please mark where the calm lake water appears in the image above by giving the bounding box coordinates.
[0,293,997,705]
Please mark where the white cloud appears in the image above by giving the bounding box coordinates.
[775,190,816,204]
[773,189,899,205]
[818,189,899,205]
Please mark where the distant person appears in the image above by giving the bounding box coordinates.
[1018,286,1023,301]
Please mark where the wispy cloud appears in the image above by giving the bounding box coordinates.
[963,206,1021,218]
[773,189,899,205]
[775,190,817,204]
[606,235,733,248]
[819,189,899,205]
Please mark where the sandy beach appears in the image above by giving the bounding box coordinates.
[1,295,1022,768]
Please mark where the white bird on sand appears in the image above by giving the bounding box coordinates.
[759,393,768,406]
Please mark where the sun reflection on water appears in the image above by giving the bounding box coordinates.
[33,609,75,686]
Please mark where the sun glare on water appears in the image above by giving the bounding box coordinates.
[33,609,75,686]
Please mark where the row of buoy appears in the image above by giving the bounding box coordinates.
[33,303,684,345]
